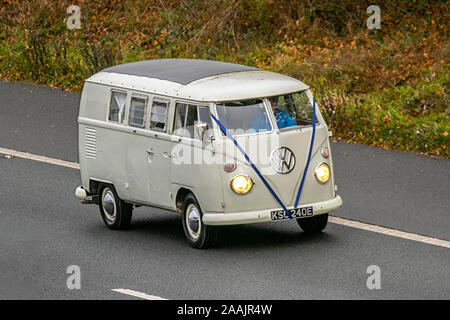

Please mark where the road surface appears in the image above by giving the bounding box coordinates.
[0,80,449,299]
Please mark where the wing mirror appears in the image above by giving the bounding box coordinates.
[195,122,208,139]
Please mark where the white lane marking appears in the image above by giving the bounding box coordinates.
[329,216,450,249]
[0,147,79,170]
[111,289,168,300]
[1,146,449,249]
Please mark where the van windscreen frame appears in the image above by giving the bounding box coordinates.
[267,89,320,132]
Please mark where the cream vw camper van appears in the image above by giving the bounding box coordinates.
[75,59,342,248]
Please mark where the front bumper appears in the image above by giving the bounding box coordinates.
[202,195,342,226]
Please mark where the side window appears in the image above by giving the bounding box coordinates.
[185,104,198,137]
[173,103,187,134]
[173,103,213,139]
[129,96,147,128]
[173,103,188,136]
[109,91,127,123]
[150,99,168,132]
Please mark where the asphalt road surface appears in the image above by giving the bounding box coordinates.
[0,80,449,299]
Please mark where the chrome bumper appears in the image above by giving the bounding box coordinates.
[202,195,342,226]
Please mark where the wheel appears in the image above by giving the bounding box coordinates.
[297,213,328,233]
[98,183,132,230]
[181,193,217,249]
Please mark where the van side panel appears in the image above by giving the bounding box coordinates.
[170,140,225,213]
[78,82,129,200]
[79,82,110,121]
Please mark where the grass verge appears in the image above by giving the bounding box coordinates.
[1,0,448,157]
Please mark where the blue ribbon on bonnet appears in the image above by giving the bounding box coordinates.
[210,98,316,219]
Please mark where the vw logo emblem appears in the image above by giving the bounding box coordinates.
[270,147,296,174]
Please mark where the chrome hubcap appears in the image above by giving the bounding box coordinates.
[102,188,116,222]
[186,204,201,239]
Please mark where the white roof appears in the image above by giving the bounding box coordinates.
[86,60,309,102]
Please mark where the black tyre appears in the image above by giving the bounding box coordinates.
[98,183,132,230]
[297,213,328,233]
[181,193,217,249]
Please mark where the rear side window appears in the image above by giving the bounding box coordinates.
[109,91,127,123]
[129,96,147,128]
[173,104,213,139]
[150,99,168,132]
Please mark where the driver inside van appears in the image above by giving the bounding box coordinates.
[250,97,296,132]
[269,97,297,129]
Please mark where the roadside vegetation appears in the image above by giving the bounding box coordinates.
[0,0,448,157]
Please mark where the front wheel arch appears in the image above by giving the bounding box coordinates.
[181,193,217,249]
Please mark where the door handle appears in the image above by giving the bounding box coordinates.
[162,152,175,159]
[146,148,154,155]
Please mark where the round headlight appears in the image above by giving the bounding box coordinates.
[314,163,330,183]
[230,174,253,194]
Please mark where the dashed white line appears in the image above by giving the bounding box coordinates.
[0,147,79,169]
[2,146,449,249]
[111,289,168,300]
[328,216,450,249]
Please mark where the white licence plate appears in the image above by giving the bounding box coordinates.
[271,206,314,221]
